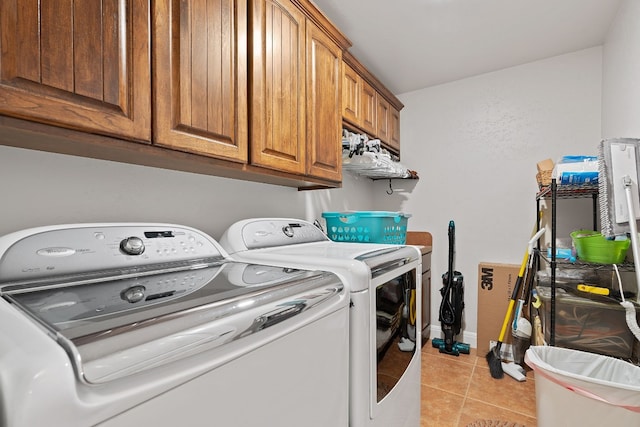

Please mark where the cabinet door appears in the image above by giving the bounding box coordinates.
[306,23,342,181]
[360,79,377,136]
[0,0,151,142]
[377,95,390,143]
[153,0,248,162]
[389,106,401,154]
[250,0,306,174]
[342,62,359,126]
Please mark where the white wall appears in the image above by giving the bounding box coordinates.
[0,145,375,239]
[384,47,603,347]
[602,0,640,138]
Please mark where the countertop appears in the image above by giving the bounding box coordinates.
[406,231,432,255]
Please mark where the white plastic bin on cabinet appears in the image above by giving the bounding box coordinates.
[525,346,640,426]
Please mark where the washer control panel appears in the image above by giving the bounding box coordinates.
[0,223,223,284]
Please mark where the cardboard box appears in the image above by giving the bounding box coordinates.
[536,159,554,187]
[536,158,554,174]
[477,262,521,356]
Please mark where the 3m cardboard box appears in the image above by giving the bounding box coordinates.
[477,262,521,356]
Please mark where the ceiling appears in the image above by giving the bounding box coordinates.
[312,0,623,94]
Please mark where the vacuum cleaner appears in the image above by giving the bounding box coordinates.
[432,220,470,356]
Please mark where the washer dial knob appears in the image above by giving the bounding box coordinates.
[120,236,145,255]
[121,285,146,303]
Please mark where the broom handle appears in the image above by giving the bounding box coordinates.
[497,252,527,342]
[497,228,545,343]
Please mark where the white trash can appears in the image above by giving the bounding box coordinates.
[525,346,640,426]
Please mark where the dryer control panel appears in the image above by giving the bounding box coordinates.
[220,218,329,251]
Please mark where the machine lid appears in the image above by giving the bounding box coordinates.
[6,259,343,385]
[220,218,420,291]
[0,223,345,385]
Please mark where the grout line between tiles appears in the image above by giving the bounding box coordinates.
[422,345,537,426]
[456,360,476,426]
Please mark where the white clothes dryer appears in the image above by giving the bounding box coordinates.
[220,218,422,427]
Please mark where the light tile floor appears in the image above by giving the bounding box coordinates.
[421,342,538,427]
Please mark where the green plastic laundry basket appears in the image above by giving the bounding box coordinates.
[570,230,630,264]
[322,211,410,244]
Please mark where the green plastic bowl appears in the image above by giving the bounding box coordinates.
[570,230,630,264]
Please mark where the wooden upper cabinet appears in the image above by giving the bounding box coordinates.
[341,60,376,137]
[342,62,359,125]
[153,0,248,163]
[360,79,377,136]
[0,0,348,186]
[306,23,342,181]
[389,106,400,153]
[342,50,404,155]
[250,0,306,174]
[0,0,151,142]
[377,95,390,143]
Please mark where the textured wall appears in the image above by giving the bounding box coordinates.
[382,48,603,345]
[0,145,375,239]
[602,0,640,138]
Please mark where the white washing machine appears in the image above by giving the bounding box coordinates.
[220,218,422,427]
[0,223,349,427]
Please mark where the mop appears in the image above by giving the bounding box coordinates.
[506,244,538,382]
[598,139,640,342]
[486,228,544,379]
